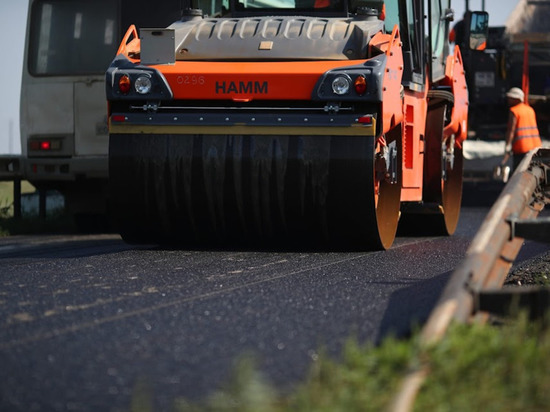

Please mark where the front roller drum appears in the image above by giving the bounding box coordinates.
[108,132,402,250]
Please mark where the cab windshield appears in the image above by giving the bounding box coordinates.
[222,0,348,15]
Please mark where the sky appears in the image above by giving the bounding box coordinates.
[0,0,521,154]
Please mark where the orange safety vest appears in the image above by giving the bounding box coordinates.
[510,103,542,154]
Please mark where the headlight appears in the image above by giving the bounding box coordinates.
[135,76,152,94]
[332,75,351,95]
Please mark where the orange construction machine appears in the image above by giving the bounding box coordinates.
[106,0,488,249]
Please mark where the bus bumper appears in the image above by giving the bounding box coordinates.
[22,156,108,181]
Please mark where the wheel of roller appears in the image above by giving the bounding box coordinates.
[425,102,464,235]
[327,129,402,250]
[402,101,464,236]
[438,141,464,235]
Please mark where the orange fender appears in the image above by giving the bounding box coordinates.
[371,26,404,135]
[443,45,468,146]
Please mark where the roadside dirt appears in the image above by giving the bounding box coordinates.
[505,250,550,286]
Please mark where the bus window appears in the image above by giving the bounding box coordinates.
[120,0,183,30]
[28,0,119,76]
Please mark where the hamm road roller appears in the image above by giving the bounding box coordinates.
[106,0,488,249]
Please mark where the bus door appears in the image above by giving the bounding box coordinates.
[74,80,109,156]
[70,2,119,156]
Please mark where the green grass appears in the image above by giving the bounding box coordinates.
[415,319,550,411]
[0,180,75,236]
[0,180,35,216]
[173,315,550,412]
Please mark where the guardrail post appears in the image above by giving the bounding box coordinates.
[13,178,21,219]
[39,190,47,219]
[508,216,550,243]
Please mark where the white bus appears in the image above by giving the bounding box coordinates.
[20,0,186,227]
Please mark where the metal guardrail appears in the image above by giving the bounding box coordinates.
[391,147,550,412]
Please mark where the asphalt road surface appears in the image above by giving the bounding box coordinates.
[1,200,548,411]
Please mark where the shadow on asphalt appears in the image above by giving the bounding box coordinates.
[376,271,453,343]
[461,180,506,207]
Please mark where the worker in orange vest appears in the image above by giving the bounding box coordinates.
[501,87,542,171]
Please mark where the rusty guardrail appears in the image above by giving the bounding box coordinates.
[391,147,550,412]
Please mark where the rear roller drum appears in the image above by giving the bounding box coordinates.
[424,104,464,236]
[400,102,463,235]
[437,137,463,235]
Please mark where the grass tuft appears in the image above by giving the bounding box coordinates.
[175,355,278,412]
[175,315,550,411]
[415,315,550,411]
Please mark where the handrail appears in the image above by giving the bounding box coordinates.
[387,26,401,57]
[391,147,550,411]
[116,25,139,56]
